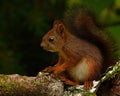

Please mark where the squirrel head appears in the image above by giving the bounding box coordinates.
[41,20,67,52]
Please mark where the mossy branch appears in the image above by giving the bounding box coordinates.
[0,72,64,96]
[0,60,120,96]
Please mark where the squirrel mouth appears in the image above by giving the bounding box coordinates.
[43,47,54,52]
[43,47,49,51]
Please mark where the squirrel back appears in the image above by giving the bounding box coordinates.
[63,6,118,73]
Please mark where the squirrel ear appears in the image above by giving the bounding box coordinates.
[53,20,64,33]
[53,20,65,38]
[57,24,66,39]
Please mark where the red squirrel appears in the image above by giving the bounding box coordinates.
[40,7,117,89]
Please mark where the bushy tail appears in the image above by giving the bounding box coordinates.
[63,6,118,73]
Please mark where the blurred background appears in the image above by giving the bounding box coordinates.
[0,0,120,76]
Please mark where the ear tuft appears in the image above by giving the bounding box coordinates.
[58,24,64,34]
[53,20,62,26]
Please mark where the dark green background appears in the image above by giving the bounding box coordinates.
[0,0,120,76]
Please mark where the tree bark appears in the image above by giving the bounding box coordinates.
[0,61,120,96]
[0,73,64,96]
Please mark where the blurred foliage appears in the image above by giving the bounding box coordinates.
[0,0,120,76]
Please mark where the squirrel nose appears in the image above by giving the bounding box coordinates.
[40,42,45,48]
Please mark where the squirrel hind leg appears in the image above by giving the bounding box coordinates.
[84,80,93,89]
[60,73,93,88]
[60,74,79,86]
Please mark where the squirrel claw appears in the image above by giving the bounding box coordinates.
[52,71,60,78]
[84,81,93,89]
[42,66,54,73]
[51,73,57,78]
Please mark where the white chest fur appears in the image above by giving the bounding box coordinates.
[68,58,89,82]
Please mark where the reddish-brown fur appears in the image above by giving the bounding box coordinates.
[41,20,103,89]
[40,7,117,89]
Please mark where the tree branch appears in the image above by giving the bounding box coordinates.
[0,73,64,96]
[0,60,120,96]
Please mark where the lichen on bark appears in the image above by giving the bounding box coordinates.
[0,60,119,96]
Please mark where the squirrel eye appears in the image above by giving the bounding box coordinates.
[48,37,54,42]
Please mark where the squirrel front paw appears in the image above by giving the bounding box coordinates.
[52,67,65,78]
[52,70,60,78]
[43,65,66,78]
[42,66,55,73]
